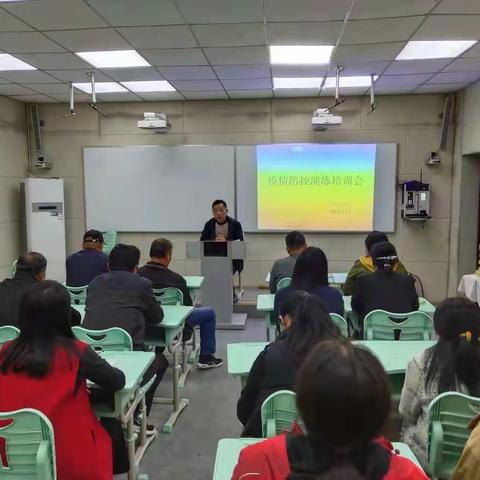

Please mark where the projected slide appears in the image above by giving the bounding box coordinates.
[257,143,376,231]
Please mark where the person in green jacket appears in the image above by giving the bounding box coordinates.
[343,231,407,296]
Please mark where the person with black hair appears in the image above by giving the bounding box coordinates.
[66,229,108,287]
[0,281,125,480]
[400,297,480,468]
[274,246,344,320]
[269,231,307,293]
[237,294,340,438]
[0,252,81,327]
[343,231,407,296]
[351,242,418,324]
[233,340,428,480]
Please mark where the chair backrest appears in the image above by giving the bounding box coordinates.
[427,392,480,478]
[72,326,132,352]
[0,408,56,479]
[276,277,292,291]
[102,230,117,255]
[363,310,433,341]
[330,313,349,337]
[261,390,298,438]
[0,326,20,349]
[152,287,184,306]
[64,285,88,306]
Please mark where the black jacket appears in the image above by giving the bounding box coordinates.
[351,270,419,321]
[83,271,164,350]
[200,215,245,273]
[0,272,81,327]
[237,334,298,437]
[137,262,193,306]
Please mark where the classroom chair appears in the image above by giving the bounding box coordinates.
[72,326,133,352]
[427,392,480,479]
[261,390,298,438]
[0,408,56,480]
[330,313,349,337]
[65,285,88,306]
[363,310,433,341]
[0,325,20,348]
[102,230,117,255]
[152,287,184,306]
[276,277,292,291]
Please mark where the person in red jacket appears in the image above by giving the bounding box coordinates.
[232,339,429,480]
[0,281,125,480]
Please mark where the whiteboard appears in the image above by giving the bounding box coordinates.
[83,146,235,232]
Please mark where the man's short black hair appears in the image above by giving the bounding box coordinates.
[212,199,227,209]
[16,252,47,276]
[83,229,104,244]
[365,231,389,254]
[285,231,306,249]
[150,238,173,258]
[108,244,140,272]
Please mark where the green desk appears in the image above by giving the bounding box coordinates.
[145,305,193,433]
[228,342,268,387]
[212,438,422,480]
[184,275,204,295]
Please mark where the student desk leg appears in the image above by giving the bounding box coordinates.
[187,288,201,366]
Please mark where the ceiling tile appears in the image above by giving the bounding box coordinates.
[414,83,467,93]
[0,70,61,83]
[171,79,223,91]
[182,91,229,99]
[351,0,438,19]
[412,15,480,40]
[433,0,480,14]
[0,32,65,53]
[85,0,184,26]
[332,61,390,76]
[3,0,107,30]
[44,28,130,52]
[321,86,369,96]
[275,87,319,97]
[213,64,270,79]
[0,84,36,95]
[14,53,91,70]
[137,91,184,100]
[462,43,480,57]
[374,85,417,95]
[49,93,91,102]
[47,69,112,83]
[10,94,57,103]
[221,78,272,90]
[204,46,268,65]
[0,9,33,31]
[265,0,351,22]
[100,67,165,81]
[443,57,480,72]
[271,65,327,77]
[267,22,342,45]
[117,26,198,49]
[333,43,405,63]
[341,17,424,44]
[139,48,208,66]
[384,59,452,75]
[375,74,433,86]
[175,0,263,23]
[427,71,480,84]
[21,83,71,94]
[228,89,273,98]
[158,66,216,80]
[192,23,265,48]
[96,92,142,102]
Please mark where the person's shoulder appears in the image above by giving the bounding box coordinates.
[387,454,429,479]
[239,435,287,462]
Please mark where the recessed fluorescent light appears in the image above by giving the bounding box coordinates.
[396,40,477,60]
[75,50,150,68]
[73,82,127,94]
[0,54,36,71]
[121,80,175,92]
[323,75,378,88]
[273,77,322,89]
[270,45,334,65]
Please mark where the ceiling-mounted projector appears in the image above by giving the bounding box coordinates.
[311,108,343,130]
[138,112,169,131]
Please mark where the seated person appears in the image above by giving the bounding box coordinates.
[269,230,306,293]
[453,415,480,480]
[138,238,222,369]
[66,229,108,287]
[399,297,480,469]
[274,246,344,320]
[0,281,125,480]
[83,244,166,422]
[343,230,407,296]
[233,339,428,480]
[0,252,80,327]
[237,293,341,438]
[351,241,418,322]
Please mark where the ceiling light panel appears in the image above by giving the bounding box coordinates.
[323,75,378,88]
[270,45,333,65]
[273,77,322,89]
[73,82,127,93]
[0,53,36,71]
[396,40,477,60]
[121,80,176,92]
[75,50,150,68]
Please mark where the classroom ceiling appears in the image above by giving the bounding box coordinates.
[0,0,479,103]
